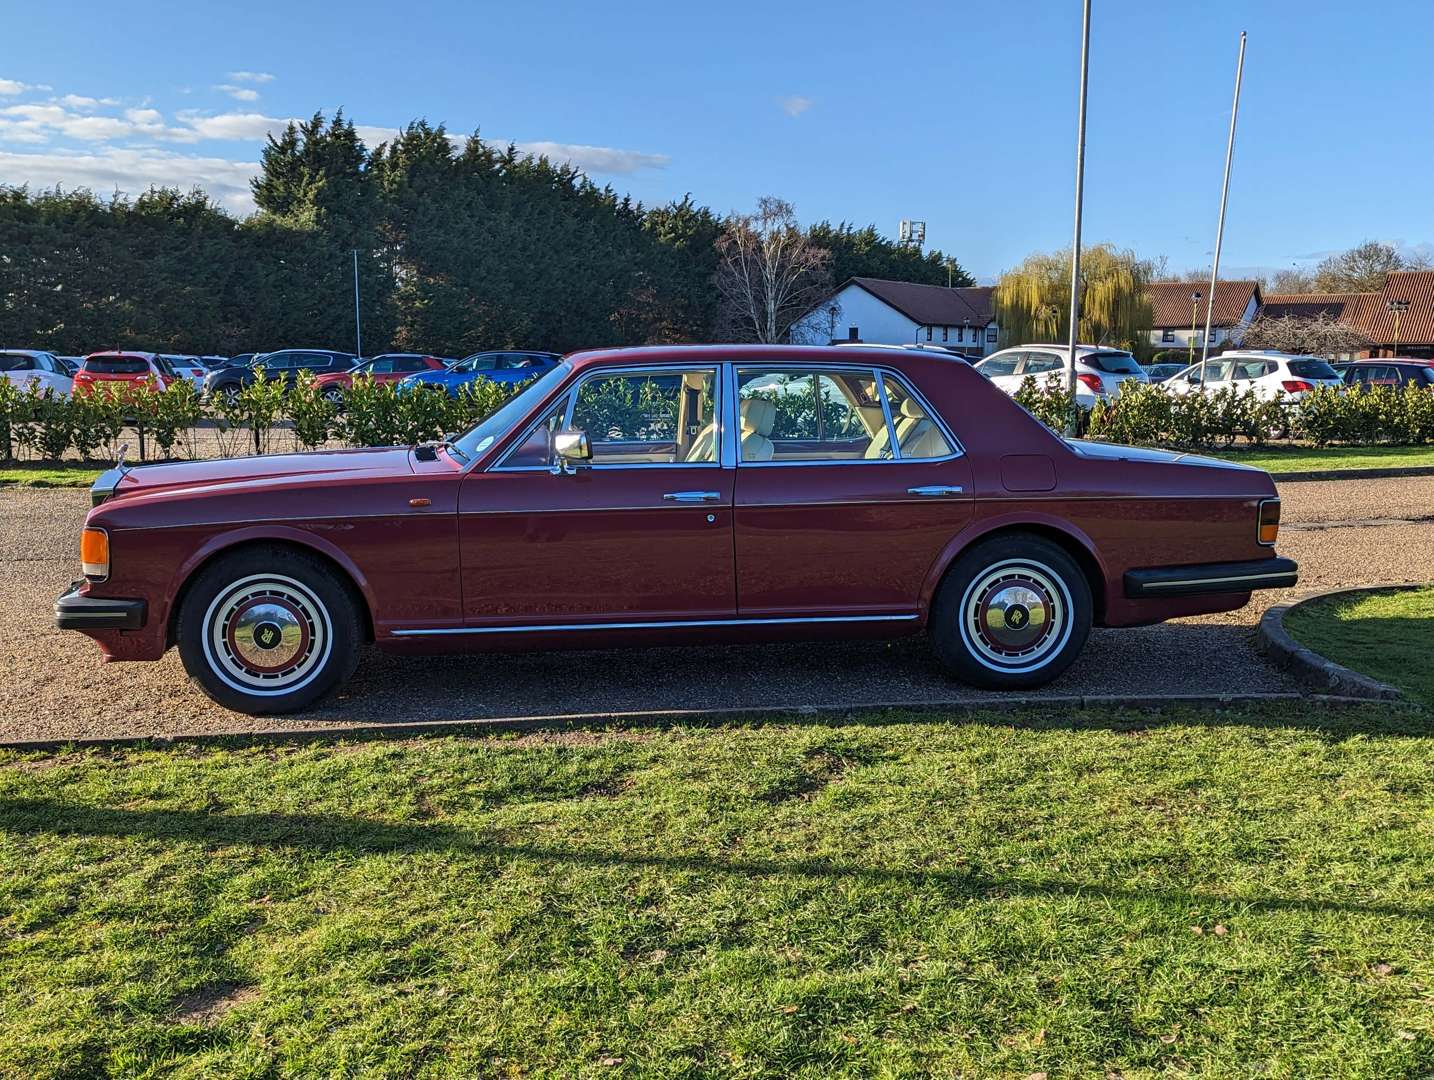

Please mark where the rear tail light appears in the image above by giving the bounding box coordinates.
[1257,499,1281,546]
[1076,372,1104,394]
[80,527,110,580]
[1281,379,1314,393]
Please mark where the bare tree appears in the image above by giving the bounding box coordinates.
[1243,312,1372,355]
[715,197,832,342]
[1268,266,1317,294]
[1314,241,1405,293]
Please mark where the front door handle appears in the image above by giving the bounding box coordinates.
[663,491,721,503]
[907,485,964,497]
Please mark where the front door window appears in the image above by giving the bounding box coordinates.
[571,369,717,465]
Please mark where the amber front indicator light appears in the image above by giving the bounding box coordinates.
[1257,499,1281,546]
[80,527,110,580]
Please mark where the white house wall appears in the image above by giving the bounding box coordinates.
[793,284,997,352]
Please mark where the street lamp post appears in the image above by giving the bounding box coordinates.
[1388,299,1410,356]
[1188,290,1202,366]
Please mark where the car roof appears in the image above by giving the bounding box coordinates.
[561,343,984,377]
[85,351,156,360]
[988,343,1132,355]
[0,348,51,357]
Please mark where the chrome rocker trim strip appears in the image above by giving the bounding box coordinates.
[391,613,920,637]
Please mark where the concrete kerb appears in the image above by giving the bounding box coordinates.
[1256,584,1420,700]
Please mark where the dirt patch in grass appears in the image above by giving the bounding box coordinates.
[171,983,259,1026]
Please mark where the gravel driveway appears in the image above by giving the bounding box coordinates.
[3,477,1431,742]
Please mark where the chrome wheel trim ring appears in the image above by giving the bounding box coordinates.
[957,558,1074,674]
[201,574,332,696]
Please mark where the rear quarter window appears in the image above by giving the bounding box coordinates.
[0,353,37,371]
[83,356,149,374]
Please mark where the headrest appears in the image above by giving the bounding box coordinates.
[899,396,925,419]
[682,372,708,392]
[740,397,777,436]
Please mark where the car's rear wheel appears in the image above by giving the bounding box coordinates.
[177,546,361,714]
[929,534,1092,690]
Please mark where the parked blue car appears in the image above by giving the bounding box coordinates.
[397,350,562,397]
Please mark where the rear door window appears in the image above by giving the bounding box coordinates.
[1019,352,1063,376]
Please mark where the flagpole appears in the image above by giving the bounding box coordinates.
[352,249,363,359]
[1200,31,1246,383]
[1064,0,1091,436]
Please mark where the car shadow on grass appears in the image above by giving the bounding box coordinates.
[1,797,1429,922]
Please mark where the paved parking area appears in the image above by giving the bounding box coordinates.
[2,477,1431,742]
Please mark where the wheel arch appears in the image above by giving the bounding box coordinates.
[921,517,1110,626]
[166,529,376,650]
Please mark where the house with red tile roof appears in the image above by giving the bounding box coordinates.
[1145,280,1262,352]
[1263,271,1434,359]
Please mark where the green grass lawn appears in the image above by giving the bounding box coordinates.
[1206,444,1434,475]
[1286,586,1434,707]
[2,704,1432,1077]
[0,462,105,487]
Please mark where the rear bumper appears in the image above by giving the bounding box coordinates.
[1123,558,1298,599]
[54,582,147,631]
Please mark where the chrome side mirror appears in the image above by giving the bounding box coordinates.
[551,428,591,474]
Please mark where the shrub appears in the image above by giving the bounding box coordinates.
[233,371,287,455]
[1013,374,1085,433]
[339,374,407,447]
[286,371,337,451]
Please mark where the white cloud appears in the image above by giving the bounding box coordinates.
[216,84,261,102]
[513,141,668,175]
[353,124,404,148]
[0,146,259,213]
[177,111,289,141]
[227,71,275,84]
[0,78,50,96]
[779,95,813,118]
[58,94,120,109]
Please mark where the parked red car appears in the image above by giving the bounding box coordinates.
[73,352,177,395]
[313,353,451,400]
[57,345,1296,714]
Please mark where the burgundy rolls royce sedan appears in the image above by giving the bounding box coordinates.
[56,345,1296,715]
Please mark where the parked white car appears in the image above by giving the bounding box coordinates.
[1164,351,1344,402]
[160,354,209,389]
[973,344,1149,406]
[0,349,73,397]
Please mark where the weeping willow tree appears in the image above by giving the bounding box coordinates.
[994,244,1155,349]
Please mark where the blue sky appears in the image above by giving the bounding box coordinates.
[4,0,1431,280]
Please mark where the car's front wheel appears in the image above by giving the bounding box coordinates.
[176,546,362,714]
[929,533,1092,691]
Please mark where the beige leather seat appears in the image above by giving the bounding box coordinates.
[684,398,778,462]
[896,397,950,459]
[739,398,776,461]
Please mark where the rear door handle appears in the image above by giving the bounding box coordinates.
[663,490,721,503]
[907,485,964,497]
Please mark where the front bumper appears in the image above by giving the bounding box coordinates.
[1124,558,1298,599]
[54,582,147,631]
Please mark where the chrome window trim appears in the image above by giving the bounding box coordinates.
[391,612,920,637]
[875,370,901,460]
[733,362,964,467]
[490,363,724,473]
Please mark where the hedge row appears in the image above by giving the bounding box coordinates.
[0,371,520,464]
[1013,377,1434,449]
